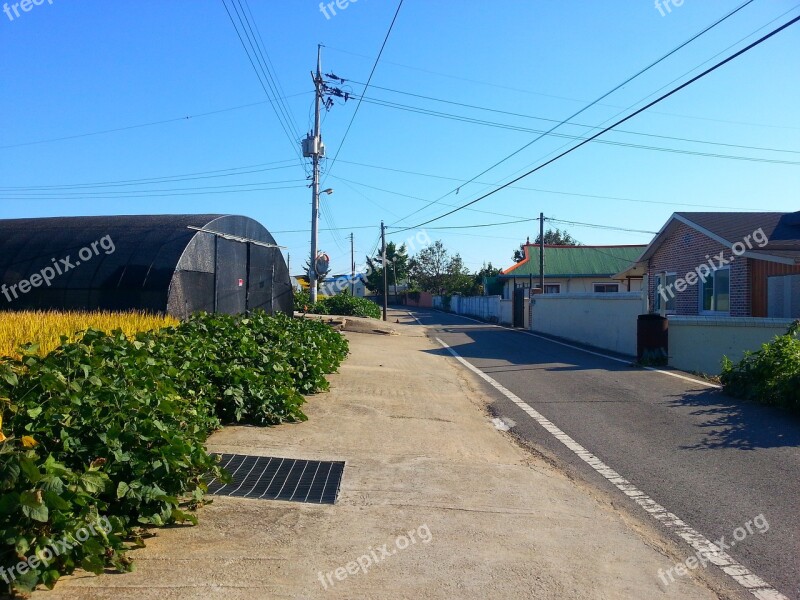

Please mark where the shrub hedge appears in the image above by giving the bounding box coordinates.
[0,311,348,596]
[294,290,381,320]
[720,320,800,412]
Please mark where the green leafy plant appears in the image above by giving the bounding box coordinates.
[317,294,381,319]
[294,290,381,320]
[720,320,800,412]
[0,310,348,596]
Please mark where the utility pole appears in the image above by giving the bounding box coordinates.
[350,232,355,296]
[539,212,545,292]
[381,221,388,321]
[307,45,324,303]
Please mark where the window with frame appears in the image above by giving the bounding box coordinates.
[593,283,619,293]
[653,273,677,313]
[543,284,561,294]
[700,268,730,313]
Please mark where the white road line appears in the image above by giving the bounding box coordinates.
[406,311,424,326]
[411,308,720,389]
[435,336,788,600]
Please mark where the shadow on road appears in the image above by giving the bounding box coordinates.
[666,389,800,451]
[420,314,800,452]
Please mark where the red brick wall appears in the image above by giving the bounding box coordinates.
[647,221,751,317]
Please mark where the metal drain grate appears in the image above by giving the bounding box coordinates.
[207,454,345,504]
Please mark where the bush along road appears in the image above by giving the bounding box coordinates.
[0,311,348,596]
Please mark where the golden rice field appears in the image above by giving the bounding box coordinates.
[0,311,178,359]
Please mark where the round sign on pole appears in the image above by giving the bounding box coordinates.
[314,252,330,277]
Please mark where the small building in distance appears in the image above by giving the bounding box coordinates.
[319,273,368,297]
[500,244,647,298]
[0,214,292,319]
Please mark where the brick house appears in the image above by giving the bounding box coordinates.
[636,212,800,317]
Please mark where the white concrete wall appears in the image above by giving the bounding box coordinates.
[500,299,512,325]
[668,316,796,375]
[432,295,503,322]
[530,292,645,356]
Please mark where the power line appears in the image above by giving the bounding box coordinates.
[331,173,764,213]
[347,83,800,154]
[405,218,536,230]
[2,179,306,198]
[388,0,757,226]
[546,218,657,235]
[0,95,310,151]
[220,0,305,165]
[0,159,301,191]
[321,0,404,183]
[353,95,800,166]
[271,224,379,234]
[392,13,800,233]
[234,0,304,145]
[0,184,306,201]
[323,39,800,132]
[489,3,800,198]
[228,0,302,145]
[241,0,303,143]
[388,216,656,235]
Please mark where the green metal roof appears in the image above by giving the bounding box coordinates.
[500,245,645,278]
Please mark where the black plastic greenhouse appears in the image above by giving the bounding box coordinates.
[0,214,292,318]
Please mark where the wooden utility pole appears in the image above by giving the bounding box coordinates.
[308,45,324,303]
[539,212,545,292]
[350,232,355,296]
[381,221,388,321]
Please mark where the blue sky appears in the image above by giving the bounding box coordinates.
[1,0,798,274]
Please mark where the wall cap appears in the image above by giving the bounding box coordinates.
[534,292,644,300]
[667,315,796,328]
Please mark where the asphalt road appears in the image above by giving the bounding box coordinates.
[406,308,800,600]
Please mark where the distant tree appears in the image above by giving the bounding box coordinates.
[444,253,474,295]
[536,228,579,246]
[409,240,480,295]
[472,262,502,295]
[409,240,450,294]
[512,229,579,262]
[365,242,409,292]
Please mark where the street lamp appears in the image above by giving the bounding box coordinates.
[310,188,334,302]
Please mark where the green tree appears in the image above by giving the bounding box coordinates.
[365,242,409,292]
[409,240,475,295]
[472,262,502,295]
[512,229,579,262]
[444,253,474,295]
